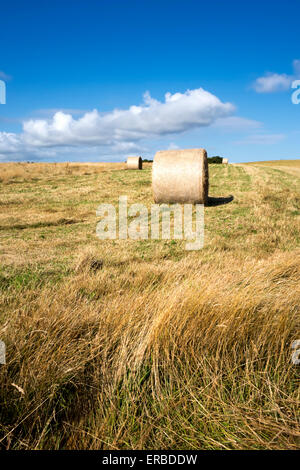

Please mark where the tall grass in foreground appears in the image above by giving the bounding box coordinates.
[0,250,299,449]
[0,162,299,449]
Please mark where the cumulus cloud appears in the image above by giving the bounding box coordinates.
[22,88,234,146]
[0,87,235,160]
[253,73,292,93]
[0,132,23,154]
[253,59,300,93]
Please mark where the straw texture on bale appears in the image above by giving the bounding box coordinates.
[152,148,209,204]
[222,158,229,164]
[127,156,143,170]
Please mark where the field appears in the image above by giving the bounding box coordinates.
[244,159,300,167]
[0,160,299,450]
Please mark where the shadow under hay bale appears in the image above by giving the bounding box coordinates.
[207,195,234,206]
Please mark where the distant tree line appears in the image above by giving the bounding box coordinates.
[207,156,223,164]
[142,156,226,164]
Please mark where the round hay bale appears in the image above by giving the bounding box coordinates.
[222,158,228,164]
[152,148,209,204]
[127,156,143,170]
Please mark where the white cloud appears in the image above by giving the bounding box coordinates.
[234,133,285,145]
[253,73,292,93]
[0,87,235,161]
[0,132,22,154]
[253,59,300,93]
[22,88,234,146]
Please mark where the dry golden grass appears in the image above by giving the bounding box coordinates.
[0,161,299,450]
[245,159,300,167]
[242,159,300,178]
[0,162,127,184]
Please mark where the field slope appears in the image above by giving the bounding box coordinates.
[0,161,299,450]
[242,159,300,177]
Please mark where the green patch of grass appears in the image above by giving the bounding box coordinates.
[0,264,70,292]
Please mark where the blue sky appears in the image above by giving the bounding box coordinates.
[0,0,300,162]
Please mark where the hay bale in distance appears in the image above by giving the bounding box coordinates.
[152,148,209,204]
[127,156,143,170]
[222,158,229,164]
